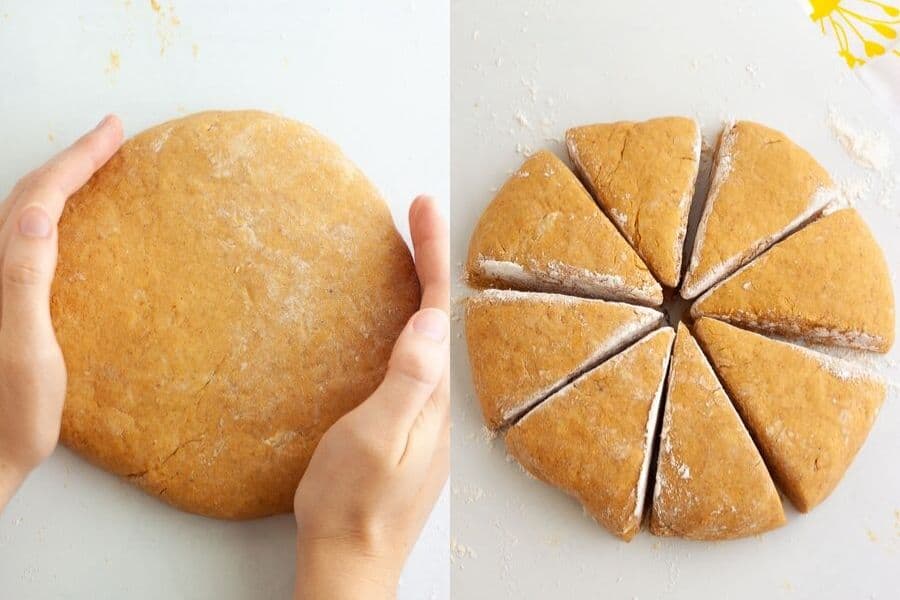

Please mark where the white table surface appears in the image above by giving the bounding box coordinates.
[0,2,449,599]
[450,1,900,598]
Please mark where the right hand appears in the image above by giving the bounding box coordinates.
[293,196,450,600]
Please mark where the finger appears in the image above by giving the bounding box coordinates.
[0,198,18,258]
[0,199,13,235]
[1,204,60,344]
[409,196,449,312]
[6,115,123,223]
[0,116,124,303]
[355,308,449,439]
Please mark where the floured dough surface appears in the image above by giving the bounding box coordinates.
[464,117,893,542]
[51,111,419,519]
[681,121,834,299]
[691,208,895,352]
[466,150,662,306]
[465,289,663,429]
[505,327,674,541]
[694,317,885,512]
[650,324,785,540]
[566,116,701,288]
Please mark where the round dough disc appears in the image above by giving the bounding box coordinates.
[51,111,419,519]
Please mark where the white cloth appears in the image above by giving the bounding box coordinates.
[800,0,900,133]
[857,47,900,134]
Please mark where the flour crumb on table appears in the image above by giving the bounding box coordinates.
[106,51,121,74]
[450,538,478,568]
[827,108,893,172]
[452,482,487,504]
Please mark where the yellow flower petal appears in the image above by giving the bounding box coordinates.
[864,40,886,57]
[872,23,896,39]
[840,49,864,67]
[810,0,841,20]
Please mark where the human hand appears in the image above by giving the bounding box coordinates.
[293,196,450,600]
[0,116,124,511]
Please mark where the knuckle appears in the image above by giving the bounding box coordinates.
[355,434,385,463]
[344,424,390,466]
[11,169,60,203]
[390,348,438,387]
[3,260,47,287]
[13,171,39,195]
[24,179,59,203]
[327,414,358,438]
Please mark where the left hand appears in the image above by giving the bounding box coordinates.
[0,115,124,511]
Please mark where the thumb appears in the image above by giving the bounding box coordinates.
[356,308,449,437]
[1,204,59,345]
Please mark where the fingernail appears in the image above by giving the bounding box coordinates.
[18,205,52,238]
[95,115,112,130]
[413,309,448,342]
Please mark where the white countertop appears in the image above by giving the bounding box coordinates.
[0,2,449,599]
[450,1,900,598]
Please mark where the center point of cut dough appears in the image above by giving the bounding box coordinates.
[663,293,692,328]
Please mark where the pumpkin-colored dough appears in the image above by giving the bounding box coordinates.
[566,116,701,288]
[691,208,895,352]
[466,150,662,306]
[506,328,674,541]
[465,289,663,429]
[650,324,785,540]
[681,121,833,299]
[694,317,885,512]
[52,111,419,519]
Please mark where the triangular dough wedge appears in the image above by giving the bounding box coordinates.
[681,121,834,299]
[505,328,675,541]
[566,116,701,288]
[650,323,785,540]
[465,289,664,430]
[691,208,895,352]
[693,317,885,512]
[466,150,663,306]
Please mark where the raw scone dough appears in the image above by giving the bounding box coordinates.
[466,150,663,306]
[694,317,885,512]
[465,117,894,541]
[51,111,420,519]
[650,324,785,540]
[465,289,663,429]
[566,116,701,288]
[691,208,895,352]
[681,121,834,299]
[505,327,674,541]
